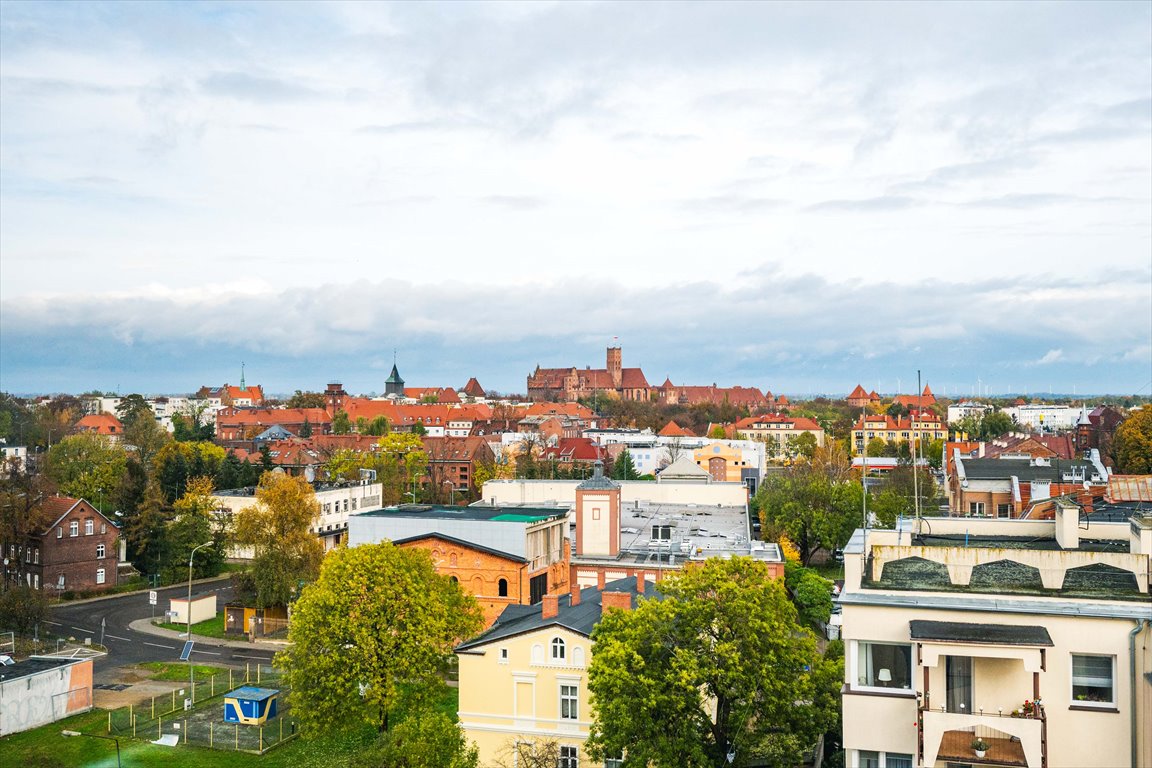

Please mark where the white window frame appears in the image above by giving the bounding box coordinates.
[551,636,566,661]
[96,543,106,559]
[85,519,94,535]
[1071,654,1115,707]
[969,501,985,516]
[69,520,79,537]
[96,568,106,585]
[499,648,509,664]
[560,683,579,720]
[852,641,914,692]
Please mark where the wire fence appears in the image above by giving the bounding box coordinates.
[106,663,298,754]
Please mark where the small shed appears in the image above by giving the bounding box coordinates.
[169,593,216,625]
[223,686,279,725]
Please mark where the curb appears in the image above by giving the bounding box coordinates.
[128,618,288,652]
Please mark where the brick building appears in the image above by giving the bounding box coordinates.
[28,497,121,592]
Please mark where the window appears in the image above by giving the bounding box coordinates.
[604,760,623,768]
[652,524,672,540]
[96,544,106,559]
[499,648,509,663]
[856,642,912,689]
[57,527,62,539]
[96,568,106,585]
[1072,654,1114,704]
[100,523,106,534]
[68,520,78,537]
[551,637,566,661]
[886,755,913,768]
[968,502,985,516]
[558,746,578,768]
[560,684,578,719]
[859,751,880,768]
[498,578,509,597]
[997,503,1011,518]
[85,519,94,535]
[58,574,65,589]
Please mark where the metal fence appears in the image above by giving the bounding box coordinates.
[107,663,298,754]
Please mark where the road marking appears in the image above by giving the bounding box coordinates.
[143,641,176,650]
[43,620,62,626]
[105,634,131,642]
[191,649,222,656]
[231,653,273,660]
[70,626,94,634]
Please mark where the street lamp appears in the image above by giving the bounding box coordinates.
[62,730,121,767]
[442,480,455,505]
[186,540,214,694]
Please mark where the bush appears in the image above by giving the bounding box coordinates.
[0,586,49,636]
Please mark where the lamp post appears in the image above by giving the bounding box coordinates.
[62,730,121,767]
[442,480,455,505]
[186,540,213,694]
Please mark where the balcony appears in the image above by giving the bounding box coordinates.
[921,708,1044,767]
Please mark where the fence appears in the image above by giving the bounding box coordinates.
[107,663,298,754]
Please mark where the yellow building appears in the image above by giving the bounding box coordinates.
[839,506,1152,767]
[691,442,746,482]
[456,577,656,767]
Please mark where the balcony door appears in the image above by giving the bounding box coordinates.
[946,656,973,714]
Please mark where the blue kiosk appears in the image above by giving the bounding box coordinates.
[223,686,279,725]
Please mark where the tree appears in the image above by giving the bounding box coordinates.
[163,476,227,582]
[489,739,563,768]
[122,412,171,465]
[708,425,727,439]
[0,586,49,636]
[233,473,324,608]
[611,449,639,480]
[1114,406,1152,474]
[152,441,227,502]
[0,459,54,589]
[171,402,216,442]
[586,558,839,768]
[981,410,1015,438]
[332,410,352,435]
[363,415,390,436]
[354,712,479,768]
[278,543,483,734]
[115,394,153,430]
[124,481,172,582]
[45,433,128,509]
[286,390,327,409]
[754,470,862,565]
[784,561,833,627]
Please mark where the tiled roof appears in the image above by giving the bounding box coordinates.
[75,413,123,434]
[462,378,486,398]
[620,368,649,388]
[658,421,694,437]
[847,385,869,400]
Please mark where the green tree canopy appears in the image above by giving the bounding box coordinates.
[115,394,153,430]
[45,433,128,509]
[754,469,862,565]
[286,390,327,409]
[278,542,483,734]
[586,557,840,768]
[332,410,352,435]
[233,472,324,608]
[162,476,227,582]
[1114,406,1152,474]
[353,712,479,768]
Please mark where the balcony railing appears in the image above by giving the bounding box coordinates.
[920,707,1045,768]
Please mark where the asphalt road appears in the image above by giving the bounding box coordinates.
[45,580,277,680]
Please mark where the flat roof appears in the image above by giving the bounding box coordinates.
[910,620,1053,646]
[358,504,566,524]
[226,686,279,700]
[0,657,75,683]
[910,534,1129,554]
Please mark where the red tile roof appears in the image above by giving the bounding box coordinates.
[658,421,695,437]
[75,413,123,435]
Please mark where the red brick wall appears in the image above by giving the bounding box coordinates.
[37,501,119,592]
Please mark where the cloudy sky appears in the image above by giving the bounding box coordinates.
[1,1,1149,397]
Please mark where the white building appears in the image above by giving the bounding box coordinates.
[946,401,992,424]
[1002,404,1079,431]
[0,442,27,475]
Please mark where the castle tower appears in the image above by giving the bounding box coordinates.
[574,460,621,557]
[325,381,346,414]
[607,346,622,389]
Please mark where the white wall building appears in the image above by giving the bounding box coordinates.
[1002,404,1079,431]
[946,401,992,424]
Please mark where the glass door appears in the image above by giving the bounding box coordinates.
[946,656,973,714]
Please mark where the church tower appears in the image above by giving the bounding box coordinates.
[607,346,622,389]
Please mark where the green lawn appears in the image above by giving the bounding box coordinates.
[137,661,231,681]
[0,685,458,767]
[157,613,229,639]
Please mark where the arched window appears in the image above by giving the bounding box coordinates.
[551,637,565,661]
[498,578,509,597]
[449,575,458,585]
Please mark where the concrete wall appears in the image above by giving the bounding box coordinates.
[0,658,93,736]
[482,479,748,507]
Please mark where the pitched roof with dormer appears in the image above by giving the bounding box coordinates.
[75,413,123,436]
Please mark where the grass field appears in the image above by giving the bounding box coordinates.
[157,613,229,639]
[137,661,231,681]
[0,682,457,768]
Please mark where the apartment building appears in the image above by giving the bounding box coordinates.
[839,505,1152,767]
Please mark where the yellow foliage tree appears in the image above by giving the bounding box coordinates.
[234,473,324,607]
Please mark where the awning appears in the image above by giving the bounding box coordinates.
[910,620,1053,647]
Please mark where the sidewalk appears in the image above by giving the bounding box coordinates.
[128,618,288,652]
[48,574,232,608]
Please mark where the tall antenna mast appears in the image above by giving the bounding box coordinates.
[914,369,922,531]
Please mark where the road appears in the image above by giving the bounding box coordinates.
[45,580,278,680]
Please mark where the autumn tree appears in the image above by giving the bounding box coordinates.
[233,473,323,608]
[1114,406,1152,474]
[0,459,54,588]
[286,390,327,409]
[586,557,840,768]
[45,433,127,509]
[163,476,227,583]
[754,469,862,565]
[353,712,479,768]
[152,441,227,502]
[278,542,483,734]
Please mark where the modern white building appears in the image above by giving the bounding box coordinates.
[839,505,1152,767]
[947,401,993,425]
[1002,404,1079,432]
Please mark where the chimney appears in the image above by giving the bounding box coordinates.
[570,581,582,606]
[636,572,647,594]
[601,591,632,613]
[596,571,606,591]
[542,594,559,619]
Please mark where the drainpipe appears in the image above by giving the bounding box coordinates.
[1130,618,1150,768]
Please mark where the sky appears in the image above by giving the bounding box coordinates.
[1,1,1149,397]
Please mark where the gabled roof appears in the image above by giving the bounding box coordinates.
[658,421,694,437]
[462,378,486,398]
[75,413,123,434]
[620,368,649,388]
[847,385,869,400]
[456,577,660,651]
[38,496,119,534]
[659,453,710,479]
[391,532,526,563]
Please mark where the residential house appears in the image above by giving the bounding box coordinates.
[348,504,571,627]
[947,401,993,425]
[838,507,1152,767]
[422,435,496,498]
[455,576,658,765]
[27,497,121,592]
[733,414,826,459]
[852,410,947,452]
[947,451,1109,518]
[540,438,609,470]
[1073,406,1127,467]
[0,442,28,475]
[73,413,123,442]
[215,407,331,444]
[197,383,265,408]
[1002,404,1080,432]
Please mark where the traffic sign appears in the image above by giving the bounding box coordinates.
[149,590,157,606]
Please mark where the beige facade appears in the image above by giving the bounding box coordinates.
[839,511,1152,768]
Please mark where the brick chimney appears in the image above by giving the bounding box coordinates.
[596,571,606,591]
[542,594,559,619]
[601,591,632,613]
[571,582,582,607]
[636,572,647,594]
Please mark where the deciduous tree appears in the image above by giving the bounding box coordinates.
[586,558,839,768]
[45,433,127,509]
[1114,406,1152,474]
[354,712,479,768]
[278,543,482,734]
[233,473,323,608]
[163,476,227,582]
